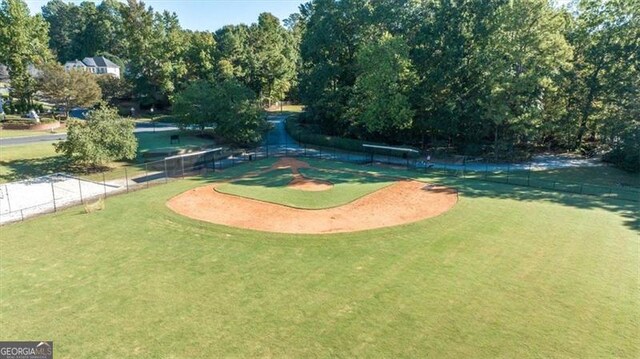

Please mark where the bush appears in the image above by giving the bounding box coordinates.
[601,123,640,173]
[285,115,420,158]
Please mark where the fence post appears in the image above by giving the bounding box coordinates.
[145,162,150,188]
[125,167,129,193]
[485,160,488,179]
[164,160,169,183]
[5,184,11,212]
[181,157,185,178]
[102,173,107,198]
[50,182,57,212]
[20,209,24,221]
[78,178,84,204]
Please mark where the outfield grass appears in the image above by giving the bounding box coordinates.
[466,166,640,189]
[216,167,393,209]
[1,159,637,358]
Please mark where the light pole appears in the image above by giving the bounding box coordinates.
[150,107,155,132]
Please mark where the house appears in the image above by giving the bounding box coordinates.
[63,56,120,78]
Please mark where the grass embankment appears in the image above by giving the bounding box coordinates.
[285,115,420,158]
[216,167,392,209]
[0,159,637,357]
[0,130,215,183]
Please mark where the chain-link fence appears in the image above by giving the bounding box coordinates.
[1,138,637,225]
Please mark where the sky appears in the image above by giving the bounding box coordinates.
[25,0,303,31]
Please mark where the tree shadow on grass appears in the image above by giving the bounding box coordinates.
[446,178,639,233]
[0,156,72,182]
[311,162,639,232]
[0,156,131,183]
[227,167,393,189]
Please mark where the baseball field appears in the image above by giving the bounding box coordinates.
[1,158,638,358]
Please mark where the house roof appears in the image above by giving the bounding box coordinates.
[82,56,119,69]
[64,60,87,67]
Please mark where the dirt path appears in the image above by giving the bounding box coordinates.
[167,180,457,234]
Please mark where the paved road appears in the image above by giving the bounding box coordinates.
[0,122,179,146]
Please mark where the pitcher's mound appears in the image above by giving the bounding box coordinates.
[167,180,457,234]
[288,176,333,191]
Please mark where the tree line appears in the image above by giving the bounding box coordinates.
[0,0,638,171]
[298,0,638,171]
[0,0,298,107]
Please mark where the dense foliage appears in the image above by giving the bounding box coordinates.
[0,0,51,106]
[172,80,267,145]
[54,106,137,167]
[38,63,102,115]
[298,0,638,170]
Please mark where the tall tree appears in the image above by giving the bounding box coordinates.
[475,0,573,155]
[120,0,186,105]
[42,0,127,62]
[173,80,267,145]
[247,12,297,106]
[215,24,251,81]
[349,32,417,137]
[565,0,640,149]
[38,63,102,116]
[0,0,51,105]
[183,30,217,82]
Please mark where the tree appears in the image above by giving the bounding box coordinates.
[475,0,573,156]
[0,0,51,105]
[54,105,137,168]
[247,12,297,106]
[565,0,639,150]
[183,30,217,82]
[349,32,417,136]
[172,80,267,145]
[96,74,131,103]
[42,0,127,62]
[120,0,187,104]
[38,63,102,116]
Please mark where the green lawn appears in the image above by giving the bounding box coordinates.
[0,130,215,183]
[454,166,640,202]
[267,104,305,113]
[216,167,392,208]
[1,159,638,358]
[0,142,65,181]
[0,128,66,138]
[464,166,640,189]
[136,130,214,153]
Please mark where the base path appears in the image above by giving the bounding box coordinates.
[167,180,457,234]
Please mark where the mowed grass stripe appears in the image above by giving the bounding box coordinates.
[1,159,638,358]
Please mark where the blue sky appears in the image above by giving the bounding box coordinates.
[25,0,303,31]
